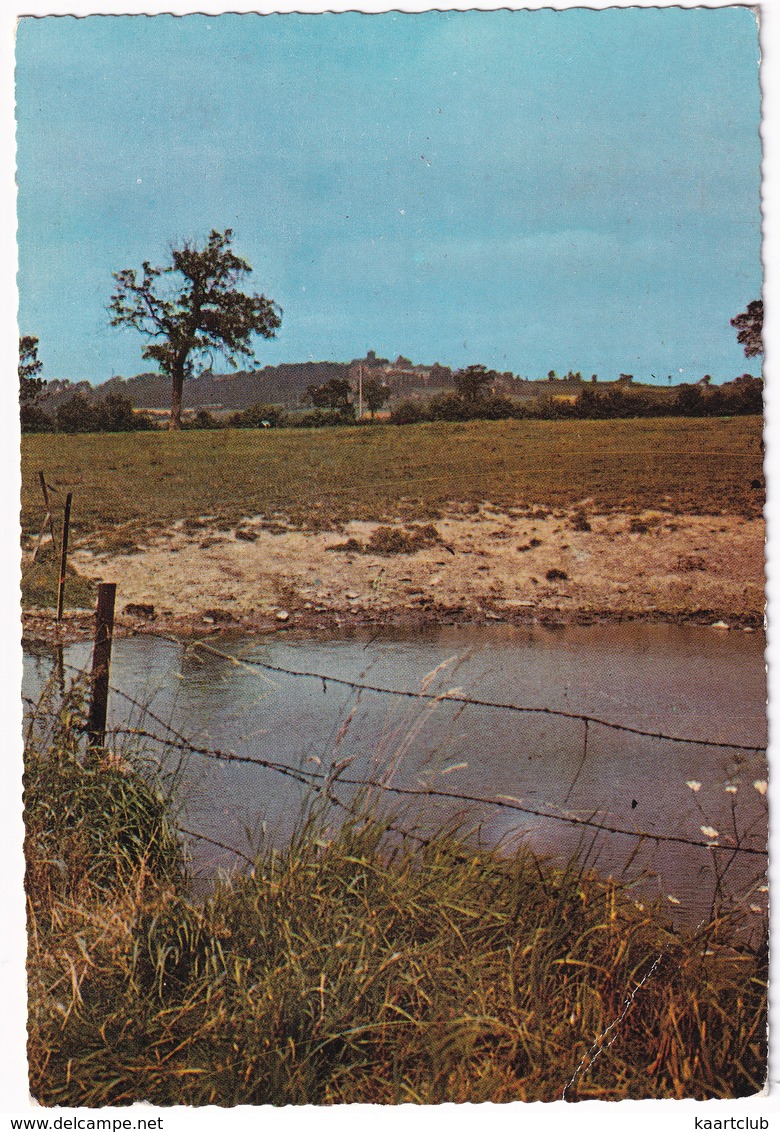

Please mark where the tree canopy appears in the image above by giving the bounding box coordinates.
[453,365,495,403]
[731,300,763,358]
[19,335,50,431]
[362,379,390,419]
[304,378,353,412]
[19,335,44,404]
[109,229,281,428]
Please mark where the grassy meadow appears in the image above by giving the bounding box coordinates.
[25,684,768,1105]
[21,416,764,544]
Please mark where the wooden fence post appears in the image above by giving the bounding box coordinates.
[31,471,59,564]
[39,470,59,555]
[54,640,65,696]
[56,492,72,622]
[87,582,116,748]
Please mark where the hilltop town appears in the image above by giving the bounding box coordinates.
[29,350,759,422]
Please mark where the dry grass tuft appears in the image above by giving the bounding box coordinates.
[329,524,444,556]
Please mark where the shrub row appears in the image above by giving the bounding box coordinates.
[391,380,764,425]
[21,390,154,433]
[22,378,763,433]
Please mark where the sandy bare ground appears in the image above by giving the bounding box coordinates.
[43,502,764,636]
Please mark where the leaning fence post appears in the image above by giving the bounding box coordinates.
[31,471,59,564]
[56,492,72,622]
[87,582,116,749]
[39,470,59,555]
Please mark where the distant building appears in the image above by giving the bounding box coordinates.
[348,352,453,396]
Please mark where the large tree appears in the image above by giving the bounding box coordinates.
[731,300,763,358]
[19,335,51,432]
[109,229,281,429]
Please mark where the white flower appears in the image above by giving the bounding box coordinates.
[700,825,720,840]
[753,780,768,796]
[667,895,681,905]
[725,785,738,795]
[750,905,763,915]
[686,780,702,793]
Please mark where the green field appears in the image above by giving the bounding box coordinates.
[21,416,764,543]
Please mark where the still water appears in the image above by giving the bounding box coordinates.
[24,623,768,926]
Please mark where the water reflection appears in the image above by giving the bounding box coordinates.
[23,623,767,928]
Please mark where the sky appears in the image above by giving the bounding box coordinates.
[15,8,763,385]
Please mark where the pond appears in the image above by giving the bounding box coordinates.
[23,622,768,928]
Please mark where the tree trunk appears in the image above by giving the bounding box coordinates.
[169,364,184,430]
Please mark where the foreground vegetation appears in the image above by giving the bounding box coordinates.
[21,416,764,545]
[21,543,95,610]
[25,686,767,1105]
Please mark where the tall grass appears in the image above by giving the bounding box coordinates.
[21,542,95,611]
[25,689,767,1106]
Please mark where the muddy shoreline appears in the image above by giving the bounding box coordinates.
[22,504,765,645]
[22,604,763,650]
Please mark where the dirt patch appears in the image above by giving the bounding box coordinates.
[50,504,764,637]
[124,602,156,619]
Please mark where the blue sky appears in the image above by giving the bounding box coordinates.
[16,8,762,384]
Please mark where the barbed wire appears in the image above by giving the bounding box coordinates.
[108,723,768,858]
[177,824,257,867]
[34,656,768,862]
[189,640,767,754]
[42,630,765,752]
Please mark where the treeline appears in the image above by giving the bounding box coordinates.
[195,403,356,429]
[21,376,763,434]
[21,390,154,433]
[20,388,356,434]
[391,377,763,425]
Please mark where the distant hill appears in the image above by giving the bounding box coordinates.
[36,357,760,416]
[37,355,454,413]
[39,361,352,413]
[122,361,352,410]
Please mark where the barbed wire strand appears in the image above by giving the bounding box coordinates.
[177,825,257,867]
[37,656,768,859]
[190,640,767,754]
[49,637,765,754]
[108,724,768,858]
